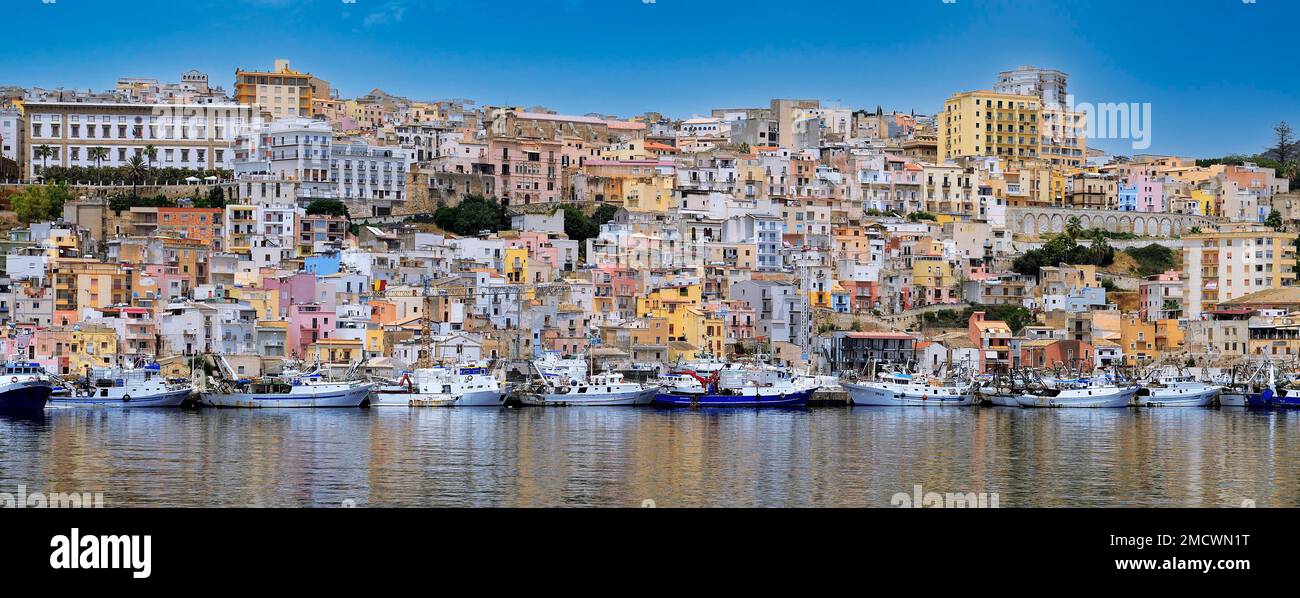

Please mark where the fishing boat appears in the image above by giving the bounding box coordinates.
[370,363,506,407]
[0,360,55,414]
[532,351,589,386]
[1133,370,1219,408]
[199,356,372,408]
[49,363,192,408]
[843,370,975,406]
[520,371,658,406]
[1015,372,1139,408]
[653,364,813,408]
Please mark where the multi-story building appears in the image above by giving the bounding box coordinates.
[234,59,327,121]
[21,100,251,177]
[994,65,1069,108]
[938,91,1041,163]
[1183,226,1298,318]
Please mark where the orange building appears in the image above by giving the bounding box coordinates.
[157,208,224,251]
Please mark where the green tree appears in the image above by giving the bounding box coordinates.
[11,184,72,222]
[34,145,53,175]
[88,146,109,169]
[591,203,620,226]
[906,210,936,222]
[124,154,147,199]
[432,194,506,235]
[144,144,158,169]
[559,204,598,242]
[1266,209,1284,230]
[194,186,227,209]
[1065,216,1083,239]
[306,199,350,219]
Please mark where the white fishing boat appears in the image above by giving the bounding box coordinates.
[533,351,589,386]
[520,371,658,406]
[1015,380,1138,408]
[1134,372,1219,407]
[50,363,192,408]
[370,363,505,407]
[843,371,975,406]
[199,357,372,408]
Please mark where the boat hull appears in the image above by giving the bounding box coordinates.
[522,387,657,406]
[370,388,505,407]
[653,388,811,408]
[1016,386,1137,408]
[1218,392,1246,407]
[0,381,54,414]
[49,388,192,408]
[843,382,973,406]
[200,384,372,408]
[1134,387,1218,408]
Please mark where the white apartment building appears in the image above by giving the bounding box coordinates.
[22,100,252,177]
[329,140,410,216]
[1,107,24,164]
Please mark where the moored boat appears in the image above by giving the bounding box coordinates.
[520,371,658,406]
[1015,383,1138,408]
[370,363,506,407]
[1134,371,1219,408]
[843,369,975,407]
[199,357,372,408]
[0,360,55,415]
[654,365,814,408]
[50,363,192,408]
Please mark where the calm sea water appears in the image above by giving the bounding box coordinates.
[2,406,1298,507]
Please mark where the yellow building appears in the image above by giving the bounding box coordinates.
[234,59,323,121]
[306,338,364,364]
[636,284,724,357]
[1191,189,1215,217]
[504,247,528,285]
[912,257,955,289]
[938,91,1041,162]
[230,287,281,321]
[1120,316,1156,365]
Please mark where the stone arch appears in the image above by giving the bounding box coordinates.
[1037,214,1051,237]
[1078,215,1093,229]
[1105,215,1119,233]
[1134,218,1146,236]
[1050,214,1064,233]
[1023,214,1036,237]
[1160,218,1172,237]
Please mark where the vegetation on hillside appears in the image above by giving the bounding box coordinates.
[1123,244,1178,277]
[11,184,72,222]
[35,165,231,185]
[921,304,1034,335]
[1012,227,1115,277]
[429,194,508,235]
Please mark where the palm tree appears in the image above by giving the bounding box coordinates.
[1065,216,1083,240]
[124,154,147,199]
[34,144,53,177]
[144,144,157,169]
[89,146,108,170]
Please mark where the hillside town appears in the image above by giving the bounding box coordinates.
[1,60,1298,382]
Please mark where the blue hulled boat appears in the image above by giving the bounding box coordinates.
[653,364,815,408]
[0,360,56,414]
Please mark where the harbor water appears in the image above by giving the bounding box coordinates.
[2,406,1298,507]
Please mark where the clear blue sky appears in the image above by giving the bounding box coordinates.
[5,0,1296,157]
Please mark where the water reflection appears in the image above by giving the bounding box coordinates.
[1,407,1296,507]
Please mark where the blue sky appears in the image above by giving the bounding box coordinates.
[5,0,1296,157]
